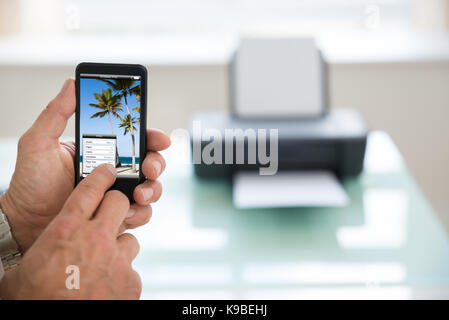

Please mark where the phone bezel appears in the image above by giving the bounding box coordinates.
[75,62,147,202]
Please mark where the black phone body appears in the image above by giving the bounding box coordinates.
[75,62,147,202]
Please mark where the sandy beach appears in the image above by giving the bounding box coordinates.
[116,164,140,176]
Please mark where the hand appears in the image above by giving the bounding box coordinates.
[0,165,142,299]
[0,79,170,252]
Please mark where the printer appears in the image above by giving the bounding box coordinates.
[190,37,368,179]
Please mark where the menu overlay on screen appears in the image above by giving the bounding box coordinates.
[82,134,117,176]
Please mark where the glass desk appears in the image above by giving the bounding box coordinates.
[1,131,448,299]
[132,131,449,299]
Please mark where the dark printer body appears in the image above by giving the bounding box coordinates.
[191,108,368,179]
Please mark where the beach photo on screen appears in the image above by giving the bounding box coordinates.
[79,75,141,178]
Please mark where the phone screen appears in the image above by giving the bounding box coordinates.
[79,73,141,179]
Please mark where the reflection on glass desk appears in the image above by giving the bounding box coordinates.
[0,131,448,299]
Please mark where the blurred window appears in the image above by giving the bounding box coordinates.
[62,0,412,34]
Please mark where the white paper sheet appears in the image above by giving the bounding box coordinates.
[233,171,349,209]
[234,37,324,118]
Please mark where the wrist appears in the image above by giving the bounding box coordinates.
[0,191,37,252]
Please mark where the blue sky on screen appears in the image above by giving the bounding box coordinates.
[80,78,140,157]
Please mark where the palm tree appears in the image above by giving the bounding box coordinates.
[119,114,139,172]
[132,105,141,123]
[100,79,141,167]
[133,89,141,123]
[89,89,123,167]
[99,79,140,118]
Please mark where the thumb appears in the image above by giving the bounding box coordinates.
[28,78,75,139]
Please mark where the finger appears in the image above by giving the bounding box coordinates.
[28,79,75,139]
[127,270,142,300]
[133,180,162,205]
[117,233,140,263]
[121,204,152,232]
[141,151,166,180]
[60,163,117,221]
[147,128,171,151]
[94,190,130,235]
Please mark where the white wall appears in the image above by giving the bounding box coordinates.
[0,65,228,136]
[0,62,448,226]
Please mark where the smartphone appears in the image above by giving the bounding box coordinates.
[75,62,147,201]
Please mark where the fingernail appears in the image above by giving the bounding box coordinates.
[152,161,162,176]
[104,163,116,176]
[126,207,135,218]
[141,187,153,202]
